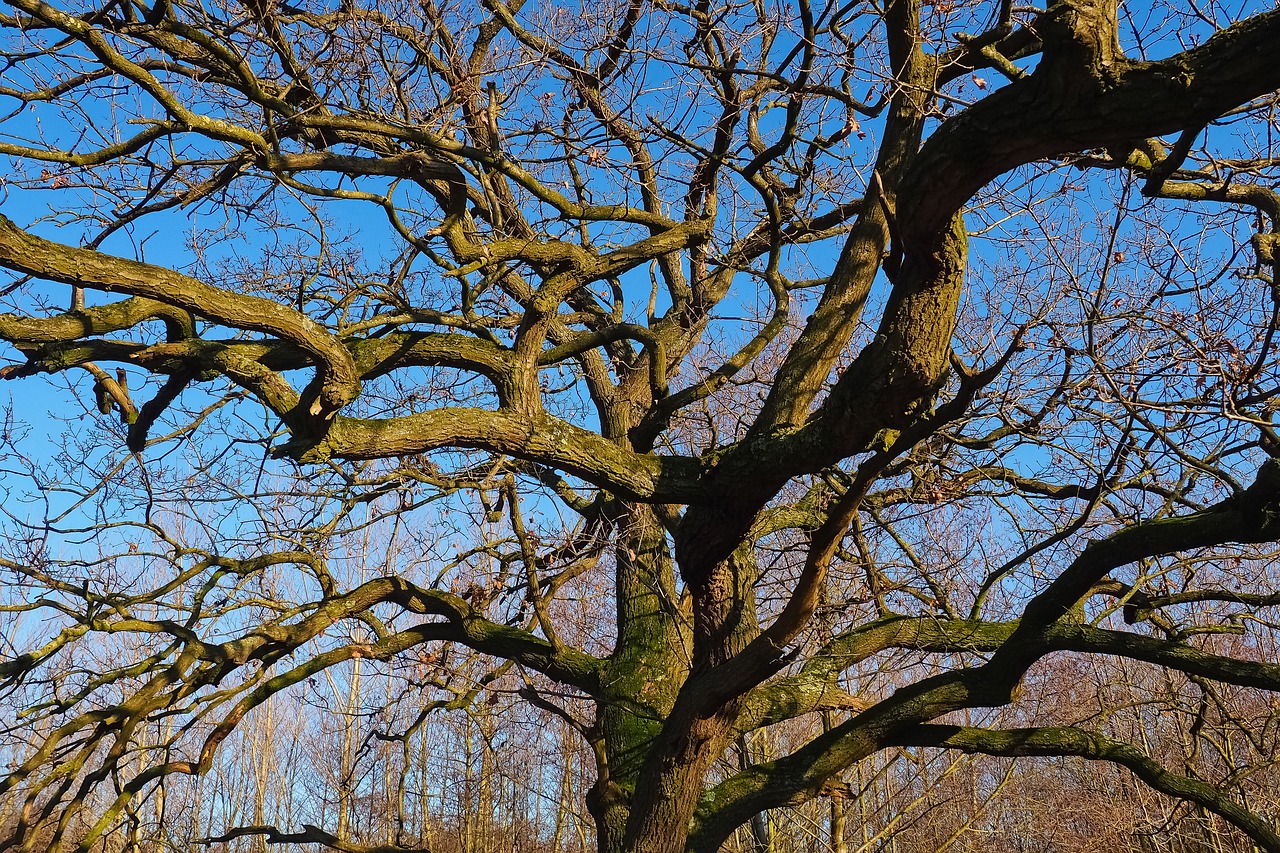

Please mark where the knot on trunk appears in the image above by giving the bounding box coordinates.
[1238,458,1280,536]
[1034,0,1125,85]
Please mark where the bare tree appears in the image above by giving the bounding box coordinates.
[1,0,1280,851]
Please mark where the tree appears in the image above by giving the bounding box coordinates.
[1,0,1280,850]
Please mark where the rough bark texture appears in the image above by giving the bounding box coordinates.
[0,0,1279,850]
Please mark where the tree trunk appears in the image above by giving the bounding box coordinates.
[591,503,689,852]
[823,712,848,853]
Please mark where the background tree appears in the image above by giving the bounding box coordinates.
[1,0,1280,851]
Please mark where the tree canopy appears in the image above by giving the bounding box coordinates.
[1,0,1280,851]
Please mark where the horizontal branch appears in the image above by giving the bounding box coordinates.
[895,724,1280,853]
[0,215,360,421]
[985,460,1280,675]
[1050,622,1280,692]
[0,297,192,347]
[289,408,708,504]
[202,823,430,853]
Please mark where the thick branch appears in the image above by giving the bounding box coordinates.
[895,725,1280,853]
[0,215,360,420]
[898,4,1280,247]
[202,823,430,853]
